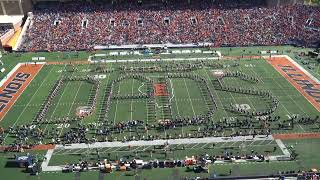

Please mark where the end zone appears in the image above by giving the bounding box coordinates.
[273,133,320,140]
[265,55,320,112]
[0,63,44,120]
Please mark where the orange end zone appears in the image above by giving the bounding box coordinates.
[0,63,43,120]
[28,144,55,150]
[154,83,169,96]
[265,57,320,112]
[273,133,320,140]
[0,144,55,152]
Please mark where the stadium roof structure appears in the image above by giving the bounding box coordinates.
[0,15,22,25]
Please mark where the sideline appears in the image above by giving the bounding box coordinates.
[54,135,273,149]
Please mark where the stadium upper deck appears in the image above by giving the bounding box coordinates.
[15,0,320,51]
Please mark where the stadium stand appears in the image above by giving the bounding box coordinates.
[0,26,10,37]
[18,0,320,51]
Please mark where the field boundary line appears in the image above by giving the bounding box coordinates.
[113,80,122,125]
[264,55,320,111]
[182,78,196,116]
[0,63,21,86]
[275,139,291,156]
[0,63,44,122]
[54,135,273,149]
[280,55,319,83]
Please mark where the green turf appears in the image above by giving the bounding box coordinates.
[48,140,282,166]
[0,139,319,180]
[1,58,319,145]
[0,46,319,179]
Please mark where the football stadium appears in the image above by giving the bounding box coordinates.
[0,0,319,179]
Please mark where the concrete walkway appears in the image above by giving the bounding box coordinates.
[41,135,294,172]
[55,135,273,150]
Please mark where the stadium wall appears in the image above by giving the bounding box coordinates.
[0,0,32,15]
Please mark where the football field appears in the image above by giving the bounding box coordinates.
[0,48,319,179]
[0,56,319,146]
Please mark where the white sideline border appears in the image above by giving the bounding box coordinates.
[0,63,21,87]
[0,62,46,87]
[263,55,320,84]
[88,51,222,63]
[54,135,273,149]
[0,62,46,122]
[41,135,293,172]
[88,57,221,63]
[0,57,301,172]
[264,55,320,112]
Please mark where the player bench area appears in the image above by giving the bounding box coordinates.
[41,135,292,172]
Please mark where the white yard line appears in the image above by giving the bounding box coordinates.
[102,147,113,153]
[144,61,149,130]
[55,135,274,149]
[109,146,124,153]
[66,65,91,117]
[70,148,86,154]
[137,82,146,95]
[266,140,275,145]
[266,55,320,115]
[260,59,313,132]
[190,143,199,149]
[247,141,256,146]
[275,139,291,156]
[52,148,64,154]
[200,143,209,149]
[257,140,265,145]
[236,66,258,113]
[98,66,112,123]
[168,79,176,103]
[169,79,184,136]
[44,68,75,132]
[270,73,307,133]
[66,82,83,116]
[230,141,238,147]
[182,78,196,116]
[218,78,238,106]
[219,142,228,148]
[58,77,85,137]
[201,66,229,117]
[130,79,134,121]
[113,81,122,125]
[3,65,51,141]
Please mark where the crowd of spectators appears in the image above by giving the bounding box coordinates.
[19,0,320,51]
[0,26,12,37]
